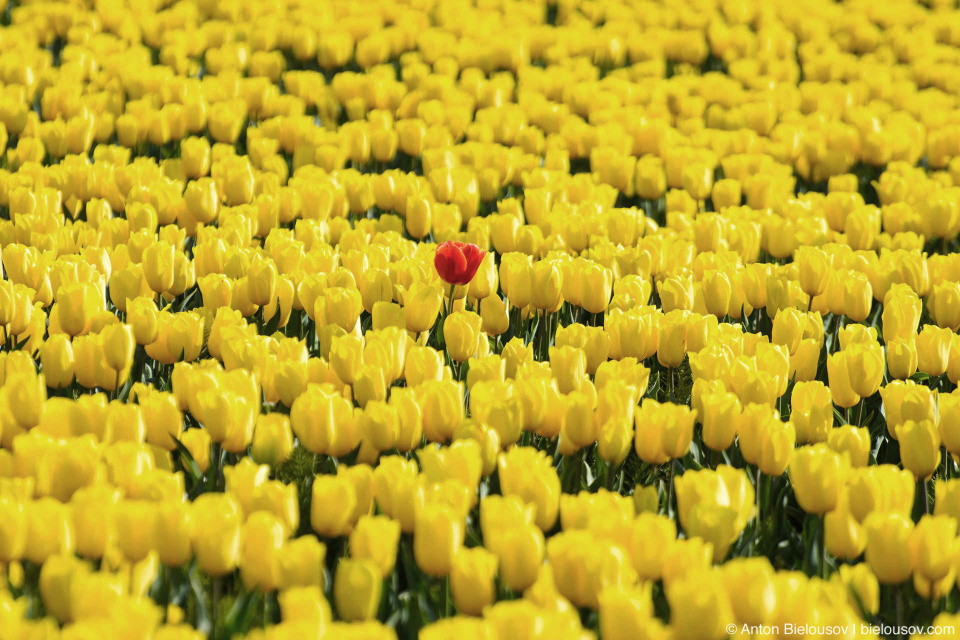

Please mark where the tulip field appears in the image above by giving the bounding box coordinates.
[9,0,960,639]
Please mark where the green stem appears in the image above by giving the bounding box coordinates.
[561,449,585,494]
[443,575,451,618]
[160,566,169,621]
[605,461,618,491]
[896,587,904,631]
[666,461,676,519]
[924,478,931,515]
[209,441,223,490]
[212,576,221,636]
[819,514,828,579]
[755,466,762,525]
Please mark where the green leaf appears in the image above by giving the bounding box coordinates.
[177,287,199,312]
[417,590,437,624]
[117,370,136,403]
[262,307,283,336]
[223,589,261,636]
[188,567,212,635]
[172,435,204,497]
[832,406,848,426]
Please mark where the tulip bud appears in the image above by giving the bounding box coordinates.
[499,253,533,310]
[916,324,952,377]
[127,298,160,345]
[635,156,666,200]
[280,535,326,590]
[791,381,833,444]
[827,352,860,409]
[795,247,830,298]
[789,444,847,514]
[711,179,741,209]
[57,282,101,337]
[251,414,294,467]
[480,295,509,336]
[598,417,633,467]
[825,491,866,561]
[580,263,613,315]
[318,287,362,333]
[414,503,462,577]
[154,501,193,568]
[665,572,734,640]
[334,559,382,622]
[772,307,804,355]
[247,256,277,307]
[549,346,586,394]
[138,388,183,451]
[530,260,563,311]
[443,311,482,363]
[403,346,444,389]
[700,391,741,452]
[7,370,46,429]
[191,493,242,576]
[239,512,285,592]
[372,301,405,332]
[450,547,498,616]
[357,270,392,316]
[882,288,921,342]
[933,282,960,331]
[344,515,400,581]
[757,420,795,477]
[494,524,543,593]
[634,399,696,464]
[497,447,560,530]
[657,310,688,369]
[397,119,426,157]
[658,274,694,313]
[180,428,211,473]
[101,323,135,373]
[40,335,75,389]
[843,272,872,322]
[418,380,464,443]
[910,515,959,589]
[354,363,387,408]
[142,240,176,294]
[404,284,442,334]
[886,338,918,380]
[845,342,885,398]
[406,197,432,239]
[896,419,941,480]
[467,253,497,301]
[311,475,357,538]
[827,425,870,468]
[701,270,731,318]
[864,512,913,585]
[181,136,212,178]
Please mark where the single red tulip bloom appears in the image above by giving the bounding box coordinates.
[434,241,486,286]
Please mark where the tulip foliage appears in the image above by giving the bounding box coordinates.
[6,0,960,640]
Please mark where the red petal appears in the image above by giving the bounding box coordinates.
[434,242,467,285]
[458,244,486,284]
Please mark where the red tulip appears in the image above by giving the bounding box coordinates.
[434,242,486,286]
